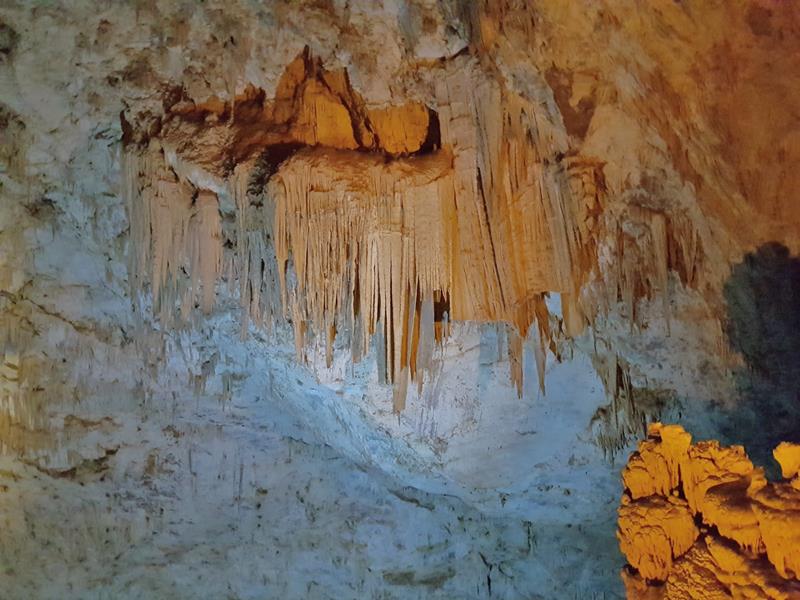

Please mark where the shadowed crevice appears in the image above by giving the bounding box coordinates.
[722,242,800,469]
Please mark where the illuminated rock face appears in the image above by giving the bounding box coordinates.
[619,424,800,598]
[115,1,800,445]
[124,51,602,408]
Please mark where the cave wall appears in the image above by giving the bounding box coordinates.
[0,1,798,598]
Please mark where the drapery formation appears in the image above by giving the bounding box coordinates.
[123,51,695,411]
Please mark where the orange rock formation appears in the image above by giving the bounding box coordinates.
[119,3,800,420]
[618,424,800,599]
[123,49,682,410]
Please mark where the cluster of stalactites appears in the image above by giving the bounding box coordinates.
[123,143,222,327]
[267,149,455,410]
[596,207,704,336]
[618,423,800,599]
[123,56,704,412]
[123,82,650,411]
[259,69,607,407]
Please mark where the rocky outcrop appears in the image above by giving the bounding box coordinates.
[619,424,800,598]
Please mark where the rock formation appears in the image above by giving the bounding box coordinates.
[619,424,800,599]
[123,50,598,409]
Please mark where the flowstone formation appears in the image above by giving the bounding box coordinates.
[618,423,800,599]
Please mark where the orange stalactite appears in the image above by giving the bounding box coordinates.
[123,50,701,410]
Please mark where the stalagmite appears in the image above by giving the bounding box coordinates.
[749,471,800,581]
[774,443,800,481]
[681,440,754,516]
[700,477,763,554]
[617,494,699,581]
[621,423,692,500]
[664,536,800,600]
[619,424,800,598]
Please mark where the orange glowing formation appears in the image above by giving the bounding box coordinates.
[618,423,800,599]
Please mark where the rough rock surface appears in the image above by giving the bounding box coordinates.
[1,1,799,598]
[619,424,800,599]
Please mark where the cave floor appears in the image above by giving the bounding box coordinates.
[0,394,624,600]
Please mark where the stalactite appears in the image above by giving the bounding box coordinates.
[507,328,524,397]
[590,352,648,457]
[230,163,283,337]
[123,144,223,325]
[123,53,706,410]
[122,143,158,315]
[189,190,222,315]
